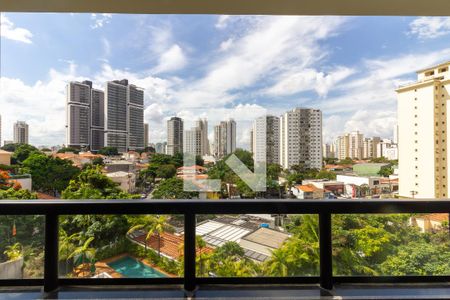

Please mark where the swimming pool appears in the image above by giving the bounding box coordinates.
[108,256,167,278]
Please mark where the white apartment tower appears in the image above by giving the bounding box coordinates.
[127,84,145,151]
[13,121,29,144]
[252,115,280,164]
[397,61,450,198]
[363,137,381,159]
[335,131,365,160]
[279,108,322,170]
[167,117,183,155]
[213,119,236,158]
[184,119,210,157]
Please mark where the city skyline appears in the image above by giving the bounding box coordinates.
[3,14,450,146]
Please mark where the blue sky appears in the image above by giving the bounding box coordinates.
[2,13,450,147]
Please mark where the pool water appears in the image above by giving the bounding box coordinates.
[108,256,167,278]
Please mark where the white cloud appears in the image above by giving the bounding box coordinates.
[409,17,450,39]
[90,13,112,29]
[175,16,347,109]
[215,15,231,29]
[0,13,33,44]
[152,44,187,74]
[219,38,233,51]
[320,48,450,143]
[265,66,355,98]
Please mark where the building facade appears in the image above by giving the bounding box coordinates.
[13,121,29,144]
[66,81,91,149]
[167,117,183,155]
[213,119,236,158]
[127,84,145,151]
[396,61,450,198]
[363,137,381,159]
[90,88,105,151]
[279,108,322,170]
[144,123,149,148]
[184,119,210,157]
[252,115,280,164]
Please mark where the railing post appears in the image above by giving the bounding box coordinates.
[184,212,196,294]
[319,212,333,291]
[44,213,59,293]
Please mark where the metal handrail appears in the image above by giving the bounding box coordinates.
[0,199,449,294]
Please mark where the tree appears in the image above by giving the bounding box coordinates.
[151,178,198,199]
[91,157,104,166]
[324,157,338,165]
[4,242,22,261]
[338,157,354,165]
[68,236,96,275]
[156,164,177,179]
[378,165,394,177]
[57,147,79,154]
[127,215,173,256]
[22,153,80,195]
[62,166,138,199]
[1,143,20,152]
[98,147,119,156]
[12,144,40,164]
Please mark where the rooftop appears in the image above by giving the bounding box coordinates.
[241,227,290,249]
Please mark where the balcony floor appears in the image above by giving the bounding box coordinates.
[1,284,450,299]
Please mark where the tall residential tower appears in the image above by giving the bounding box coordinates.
[279,108,322,170]
[397,61,450,198]
[167,117,184,155]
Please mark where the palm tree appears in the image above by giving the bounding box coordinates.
[68,236,96,276]
[128,215,173,256]
[4,242,22,261]
[59,228,81,274]
[265,248,289,277]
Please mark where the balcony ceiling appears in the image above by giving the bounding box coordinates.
[1,0,450,15]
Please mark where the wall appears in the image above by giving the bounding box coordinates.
[0,258,23,279]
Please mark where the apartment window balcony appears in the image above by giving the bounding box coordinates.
[0,199,449,299]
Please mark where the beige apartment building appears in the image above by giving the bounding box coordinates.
[335,131,364,160]
[397,61,450,198]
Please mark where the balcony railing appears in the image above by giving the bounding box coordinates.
[0,199,449,296]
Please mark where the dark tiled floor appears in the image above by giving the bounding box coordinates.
[0,284,449,299]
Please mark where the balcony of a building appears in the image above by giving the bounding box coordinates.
[0,199,449,299]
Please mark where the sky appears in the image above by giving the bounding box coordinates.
[2,14,450,148]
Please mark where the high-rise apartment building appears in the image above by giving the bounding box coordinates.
[397,61,450,198]
[144,123,149,148]
[249,128,254,154]
[155,142,167,154]
[323,143,336,159]
[363,137,381,159]
[0,115,2,147]
[213,119,236,158]
[252,115,280,164]
[66,81,92,148]
[335,131,364,159]
[104,79,144,153]
[13,121,29,144]
[90,88,105,151]
[167,117,183,155]
[127,84,145,151]
[184,119,210,157]
[279,108,322,170]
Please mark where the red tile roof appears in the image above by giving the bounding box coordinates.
[133,232,212,260]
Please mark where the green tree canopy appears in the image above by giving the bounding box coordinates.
[98,147,119,156]
[61,166,137,199]
[12,144,40,164]
[57,147,80,154]
[22,153,80,195]
[151,177,198,199]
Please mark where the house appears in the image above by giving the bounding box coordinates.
[410,214,449,233]
[0,150,12,166]
[291,184,324,199]
[238,228,290,262]
[106,171,136,193]
[302,179,344,196]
